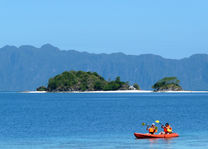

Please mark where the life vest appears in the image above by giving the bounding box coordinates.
[149,127,157,133]
[164,125,172,133]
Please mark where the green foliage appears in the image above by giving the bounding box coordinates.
[94,80,106,91]
[103,76,129,91]
[41,71,131,92]
[133,83,140,90]
[103,81,120,91]
[152,77,182,91]
[36,86,47,91]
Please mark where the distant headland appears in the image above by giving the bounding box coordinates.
[1,44,208,91]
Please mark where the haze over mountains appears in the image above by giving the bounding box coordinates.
[0,44,207,91]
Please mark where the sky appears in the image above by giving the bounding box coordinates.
[0,0,208,59]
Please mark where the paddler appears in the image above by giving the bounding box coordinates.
[161,123,172,134]
[146,123,157,134]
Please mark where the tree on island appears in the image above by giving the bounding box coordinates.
[152,77,182,92]
[37,70,140,92]
[133,83,140,90]
[36,86,47,91]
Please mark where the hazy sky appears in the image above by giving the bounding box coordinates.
[1,0,208,58]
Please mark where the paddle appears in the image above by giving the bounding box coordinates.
[142,122,149,127]
[155,120,163,126]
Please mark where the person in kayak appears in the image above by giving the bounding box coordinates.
[147,123,157,134]
[161,123,172,134]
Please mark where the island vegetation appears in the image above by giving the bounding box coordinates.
[133,83,140,90]
[152,77,182,92]
[37,70,140,92]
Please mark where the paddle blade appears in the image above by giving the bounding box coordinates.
[155,120,160,123]
[142,122,146,126]
[155,126,158,130]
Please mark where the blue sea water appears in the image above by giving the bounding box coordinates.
[0,92,207,149]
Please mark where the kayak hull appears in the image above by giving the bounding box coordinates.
[134,133,179,139]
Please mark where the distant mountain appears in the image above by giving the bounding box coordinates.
[0,44,208,91]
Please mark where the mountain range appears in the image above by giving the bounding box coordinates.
[0,44,207,91]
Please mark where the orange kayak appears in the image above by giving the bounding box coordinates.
[134,133,179,139]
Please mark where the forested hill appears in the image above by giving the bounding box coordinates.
[0,44,208,91]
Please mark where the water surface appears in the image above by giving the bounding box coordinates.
[0,92,207,149]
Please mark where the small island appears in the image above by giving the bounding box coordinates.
[152,77,182,92]
[37,71,140,92]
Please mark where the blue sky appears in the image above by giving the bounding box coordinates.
[0,0,208,58]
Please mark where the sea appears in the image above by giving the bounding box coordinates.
[0,92,207,149]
